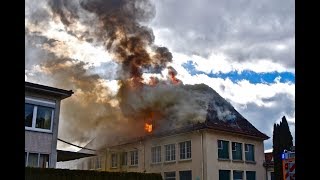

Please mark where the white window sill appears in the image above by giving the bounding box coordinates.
[110,167,118,169]
[25,127,53,134]
[218,158,231,161]
[150,162,161,165]
[164,160,176,164]
[178,158,192,162]
[129,165,138,168]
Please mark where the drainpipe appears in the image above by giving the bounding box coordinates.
[201,130,204,180]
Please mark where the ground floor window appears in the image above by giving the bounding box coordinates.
[233,170,243,180]
[219,170,231,180]
[25,152,49,168]
[179,170,192,180]
[246,171,256,180]
[164,171,176,180]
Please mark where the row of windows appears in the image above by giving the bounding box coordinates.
[110,141,191,168]
[219,170,256,180]
[218,140,255,161]
[25,103,54,132]
[88,156,102,170]
[111,150,138,168]
[164,170,192,180]
[25,152,50,168]
[152,141,191,164]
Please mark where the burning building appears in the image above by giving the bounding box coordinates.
[57,84,269,180]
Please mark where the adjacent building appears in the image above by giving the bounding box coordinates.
[25,82,73,168]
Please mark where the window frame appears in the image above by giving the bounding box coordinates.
[218,140,229,159]
[151,146,161,164]
[25,99,55,133]
[246,171,256,180]
[111,153,118,168]
[165,144,176,162]
[25,151,50,168]
[245,144,255,162]
[179,140,192,160]
[233,170,244,180]
[130,150,138,166]
[164,171,176,180]
[232,142,243,160]
[219,169,231,180]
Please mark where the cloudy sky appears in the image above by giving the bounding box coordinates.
[25,0,294,151]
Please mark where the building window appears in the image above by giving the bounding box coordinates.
[25,103,54,132]
[95,156,102,170]
[121,152,127,166]
[232,142,243,160]
[164,171,176,180]
[130,150,138,166]
[111,153,117,168]
[179,170,192,180]
[218,140,229,159]
[165,144,176,161]
[245,144,255,161]
[25,152,49,168]
[219,170,231,180]
[179,141,191,160]
[246,171,256,180]
[233,170,243,180]
[89,157,95,170]
[151,146,161,163]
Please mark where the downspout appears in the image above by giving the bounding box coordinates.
[201,131,204,180]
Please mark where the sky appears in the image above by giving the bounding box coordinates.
[25,0,295,151]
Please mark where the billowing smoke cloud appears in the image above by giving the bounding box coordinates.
[25,0,237,149]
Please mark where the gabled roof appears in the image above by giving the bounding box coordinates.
[25,81,73,99]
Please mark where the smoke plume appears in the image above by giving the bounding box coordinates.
[25,0,237,149]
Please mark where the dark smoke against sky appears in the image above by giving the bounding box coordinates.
[26,0,295,150]
[26,0,221,149]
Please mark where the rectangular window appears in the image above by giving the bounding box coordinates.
[35,106,53,130]
[232,142,243,160]
[130,150,138,166]
[179,170,192,180]
[39,154,49,168]
[151,146,161,163]
[179,141,191,160]
[164,171,176,180]
[121,152,127,166]
[246,171,256,180]
[25,103,54,132]
[95,156,101,169]
[245,144,255,161]
[25,152,27,166]
[25,104,34,127]
[233,170,243,180]
[165,144,176,161]
[25,152,50,168]
[218,140,229,159]
[111,153,118,168]
[219,170,231,180]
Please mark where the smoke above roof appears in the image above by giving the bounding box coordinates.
[25,0,239,149]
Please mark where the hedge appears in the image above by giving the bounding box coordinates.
[25,167,163,180]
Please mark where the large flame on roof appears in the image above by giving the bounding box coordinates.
[144,123,153,133]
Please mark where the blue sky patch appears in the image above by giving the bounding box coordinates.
[182,61,295,84]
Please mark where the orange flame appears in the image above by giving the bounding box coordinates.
[144,123,153,133]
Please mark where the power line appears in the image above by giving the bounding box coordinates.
[57,138,97,152]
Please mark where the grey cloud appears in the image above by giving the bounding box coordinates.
[230,92,295,149]
[150,0,294,69]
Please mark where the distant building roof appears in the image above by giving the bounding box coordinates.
[25,81,73,99]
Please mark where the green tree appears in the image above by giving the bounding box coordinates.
[272,116,293,180]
